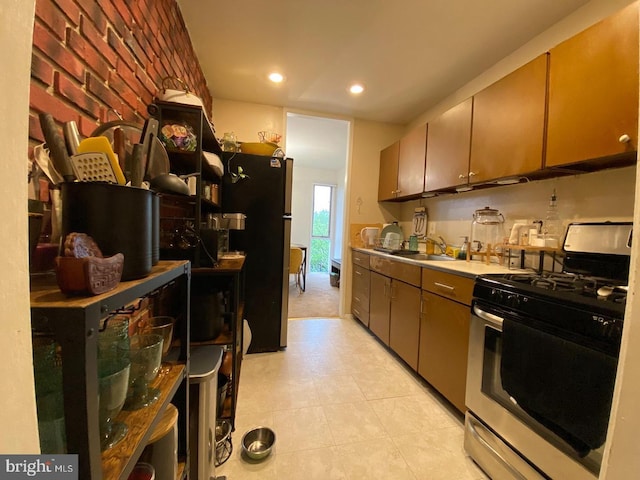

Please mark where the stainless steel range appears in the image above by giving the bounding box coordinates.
[465,222,632,479]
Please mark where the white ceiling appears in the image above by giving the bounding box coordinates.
[177,0,593,169]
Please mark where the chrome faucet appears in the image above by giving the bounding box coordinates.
[428,236,448,255]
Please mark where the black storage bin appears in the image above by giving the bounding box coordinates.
[61,182,153,280]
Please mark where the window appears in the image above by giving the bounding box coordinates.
[310,184,333,272]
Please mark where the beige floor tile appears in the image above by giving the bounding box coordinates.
[322,401,387,445]
[353,367,424,400]
[335,437,417,479]
[369,393,461,436]
[393,426,485,480]
[274,447,349,479]
[272,406,333,453]
[313,374,366,405]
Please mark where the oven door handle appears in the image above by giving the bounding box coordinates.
[473,305,504,329]
[466,415,529,480]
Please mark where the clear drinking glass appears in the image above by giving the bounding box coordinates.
[138,316,175,375]
[98,360,130,450]
[124,334,164,410]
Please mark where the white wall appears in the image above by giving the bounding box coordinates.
[1,0,40,453]
[211,98,285,145]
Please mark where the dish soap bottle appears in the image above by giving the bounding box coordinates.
[457,236,469,260]
[542,189,561,248]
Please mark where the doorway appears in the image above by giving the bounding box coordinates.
[285,112,350,318]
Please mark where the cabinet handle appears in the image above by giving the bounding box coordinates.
[468,171,477,177]
[353,307,361,317]
[355,270,362,276]
[458,173,468,179]
[419,296,425,316]
[619,134,632,144]
[434,282,455,291]
[354,295,361,303]
[390,283,396,300]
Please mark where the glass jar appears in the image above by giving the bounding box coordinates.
[471,206,506,254]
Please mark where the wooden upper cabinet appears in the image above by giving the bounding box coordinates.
[546,1,639,167]
[396,124,427,199]
[378,141,400,201]
[469,54,548,183]
[425,98,473,192]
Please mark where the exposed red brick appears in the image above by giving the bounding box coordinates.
[77,2,107,33]
[35,0,67,41]
[80,16,118,68]
[54,72,101,118]
[30,0,212,155]
[31,54,54,87]
[29,114,45,143]
[53,0,81,27]
[66,28,110,82]
[86,73,121,110]
[29,83,80,126]
[106,27,130,63]
[77,115,100,138]
[97,0,128,39]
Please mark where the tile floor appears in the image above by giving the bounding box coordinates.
[216,317,488,479]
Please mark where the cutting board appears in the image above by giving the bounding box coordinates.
[350,223,383,248]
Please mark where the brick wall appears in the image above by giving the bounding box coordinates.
[29,0,212,147]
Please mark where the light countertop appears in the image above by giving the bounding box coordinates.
[352,247,528,279]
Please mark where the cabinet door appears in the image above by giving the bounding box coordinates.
[369,272,391,345]
[425,98,473,192]
[470,54,548,183]
[397,124,427,198]
[546,2,638,167]
[378,141,400,201]
[389,280,421,370]
[418,291,470,412]
[352,263,370,326]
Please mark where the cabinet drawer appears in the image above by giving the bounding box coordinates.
[422,268,474,305]
[370,256,421,287]
[352,264,370,293]
[353,250,370,268]
[352,305,370,326]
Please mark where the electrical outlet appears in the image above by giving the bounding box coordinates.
[427,221,437,236]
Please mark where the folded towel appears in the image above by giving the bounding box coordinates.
[500,317,618,456]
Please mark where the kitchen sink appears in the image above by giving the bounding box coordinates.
[403,253,457,261]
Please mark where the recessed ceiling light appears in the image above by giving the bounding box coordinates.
[268,72,284,83]
[349,84,364,94]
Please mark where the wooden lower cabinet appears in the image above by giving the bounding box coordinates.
[389,280,421,370]
[369,271,391,345]
[418,290,470,412]
[351,263,371,326]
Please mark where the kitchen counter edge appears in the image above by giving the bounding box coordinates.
[352,247,526,279]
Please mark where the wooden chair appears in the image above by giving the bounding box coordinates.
[289,247,304,293]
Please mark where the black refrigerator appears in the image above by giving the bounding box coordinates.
[221,152,293,352]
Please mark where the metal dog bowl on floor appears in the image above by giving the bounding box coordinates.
[241,427,275,460]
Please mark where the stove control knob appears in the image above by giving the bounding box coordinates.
[506,294,520,308]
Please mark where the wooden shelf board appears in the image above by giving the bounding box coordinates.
[101,363,185,479]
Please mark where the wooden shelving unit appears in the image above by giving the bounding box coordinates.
[30,261,191,480]
[191,256,245,428]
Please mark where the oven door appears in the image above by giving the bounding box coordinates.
[465,301,600,480]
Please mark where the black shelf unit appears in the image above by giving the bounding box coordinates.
[30,261,191,480]
[148,101,223,268]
